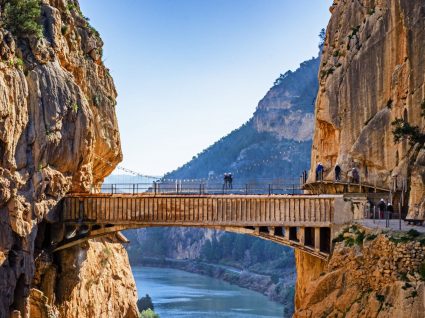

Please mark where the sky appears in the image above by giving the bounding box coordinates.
[79,0,332,176]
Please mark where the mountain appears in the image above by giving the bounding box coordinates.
[164,57,319,183]
[124,55,321,313]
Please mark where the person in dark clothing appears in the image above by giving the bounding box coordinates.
[378,198,386,219]
[352,167,359,183]
[223,173,229,189]
[335,163,341,181]
[228,173,233,189]
[316,163,324,181]
[387,202,394,219]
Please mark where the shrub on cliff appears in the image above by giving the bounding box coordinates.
[139,309,159,318]
[3,0,43,39]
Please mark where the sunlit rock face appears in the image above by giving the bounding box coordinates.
[309,0,425,217]
[295,229,425,318]
[253,57,319,142]
[0,0,137,317]
[296,0,425,317]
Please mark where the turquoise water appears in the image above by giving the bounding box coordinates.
[133,266,284,318]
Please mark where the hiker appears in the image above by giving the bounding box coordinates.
[378,198,386,219]
[223,173,229,189]
[315,163,324,181]
[352,167,360,183]
[335,163,341,181]
[387,202,394,219]
[228,173,233,189]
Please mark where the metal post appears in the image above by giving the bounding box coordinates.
[268,184,271,195]
[399,202,402,231]
[373,206,376,223]
[133,184,135,195]
[245,184,248,195]
[153,182,157,194]
[292,184,295,195]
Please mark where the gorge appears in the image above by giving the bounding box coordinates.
[1,1,425,318]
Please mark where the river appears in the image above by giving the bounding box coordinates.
[133,266,285,318]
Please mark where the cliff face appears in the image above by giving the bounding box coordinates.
[295,226,425,318]
[254,58,319,142]
[297,1,425,316]
[0,1,137,317]
[309,0,425,216]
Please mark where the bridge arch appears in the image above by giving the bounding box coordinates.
[53,193,351,260]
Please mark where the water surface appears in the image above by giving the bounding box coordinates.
[133,266,284,318]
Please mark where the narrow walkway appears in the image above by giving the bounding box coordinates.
[357,219,425,233]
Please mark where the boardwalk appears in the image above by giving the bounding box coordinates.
[57,193,353,260]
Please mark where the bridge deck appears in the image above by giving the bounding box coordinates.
[62,194,341,227]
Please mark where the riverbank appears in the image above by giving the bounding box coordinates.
[131,257,295,315]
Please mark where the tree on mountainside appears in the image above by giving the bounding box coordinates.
[391,101,425,147]
[3,0,43,39]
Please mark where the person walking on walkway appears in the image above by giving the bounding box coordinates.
[335,163,341,181]
[352,167,360,183]
[378,198,386,219]
[316,163,324,181]
[387,202,394,219]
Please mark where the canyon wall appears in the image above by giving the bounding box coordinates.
[296,0,425,316]
[309,0,425,216]
[0,0,137,317]
[295,226,425,318]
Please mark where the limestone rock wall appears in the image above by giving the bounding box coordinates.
[294,226,425,318]
[0,1,137,317]
[309,0,425,216]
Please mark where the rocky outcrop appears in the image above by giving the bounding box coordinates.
[295,226,425,317]
[254,57,319,142]
[0,0,137,317]
[309,0,425,216]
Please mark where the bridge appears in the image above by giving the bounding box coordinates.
[55,184,358,260]
[53,163,408,260]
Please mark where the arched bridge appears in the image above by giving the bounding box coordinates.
[56,191,354,260]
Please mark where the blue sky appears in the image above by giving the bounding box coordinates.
[79,0,332,176]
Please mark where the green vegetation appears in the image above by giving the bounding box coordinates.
[391,101,425,147]
[61,25,68,36]
[139,309,159,318]
[332,225,366,247]
[3,0,43,39]
[137,294,154,312]
[365,233,377,241]
[71,103,79,114]
[388,229,425,244]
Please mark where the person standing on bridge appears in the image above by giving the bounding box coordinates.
[224,173,229,189]
[228,173,233,189]
[316,163,324,181]
[334,163,341,181]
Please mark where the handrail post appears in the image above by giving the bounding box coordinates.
[245,184,248,195]
[132,184,135,195]
[153,181,157,194]
[268,184,271,195]
[111,184,114,195]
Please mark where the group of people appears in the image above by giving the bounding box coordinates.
[375,198,394,219]
[223,173,233,189]
[315,162,360,183]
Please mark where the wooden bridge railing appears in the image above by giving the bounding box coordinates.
[62,194,340,227]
